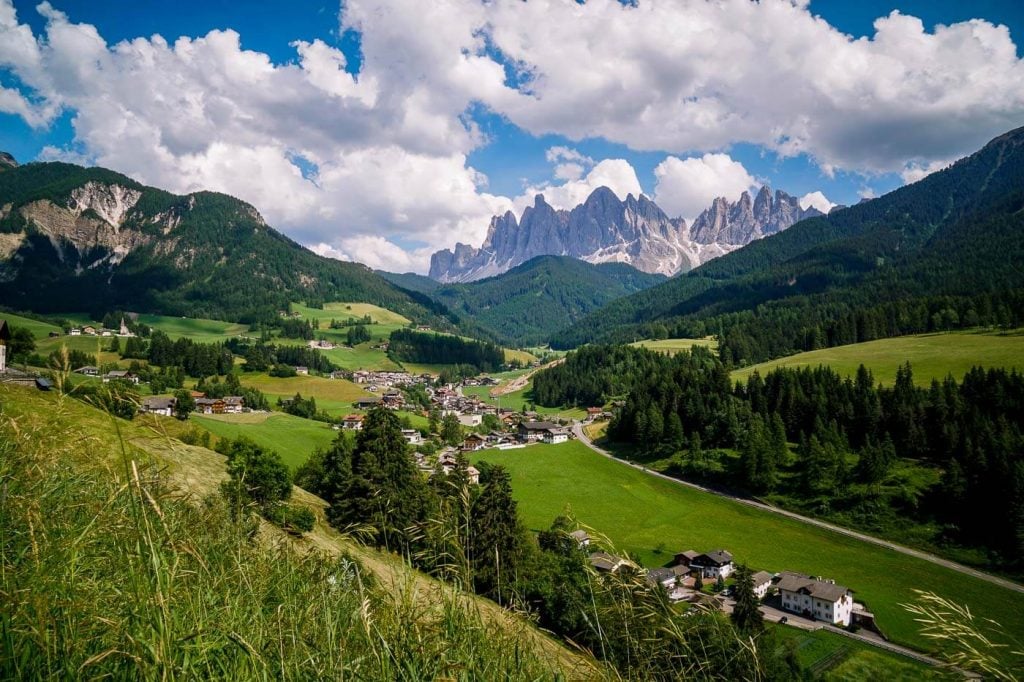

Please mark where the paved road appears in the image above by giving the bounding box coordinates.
[571,423,1024,595]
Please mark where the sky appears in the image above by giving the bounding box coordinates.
[1,0,1023,274]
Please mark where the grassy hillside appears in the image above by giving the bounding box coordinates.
[0,311,61,338]
[731,328,1024,385]
[0,384,598,679]
[191,412,337,469]
[630,337,718,355]
[473,441,1024,656]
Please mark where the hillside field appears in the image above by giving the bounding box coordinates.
[629,337,718,354]
[473,440,1024,656]
[1,311,61,338]
[191,412,338,468]
[731,328,1024,385]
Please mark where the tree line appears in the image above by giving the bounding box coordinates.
[387,329,504,372]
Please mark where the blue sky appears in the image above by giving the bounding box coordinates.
[1,0,1023,271]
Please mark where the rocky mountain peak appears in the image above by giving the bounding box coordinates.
[429,183,820,282]
[0,151,17,171]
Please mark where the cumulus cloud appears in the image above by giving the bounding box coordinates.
[347,0,1024,175]
[3,0,1024,272]
[511,156,643,214]
[799,191,836,214]
[652,154,756,221]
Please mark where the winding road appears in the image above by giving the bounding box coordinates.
[571,422,1024,595]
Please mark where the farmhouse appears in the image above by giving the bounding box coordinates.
[223,396,245,414]
[647,567,679,590]
[294,366,309,375]
[462,433,486,451]
[775,572,854,626]
[542,427,570,444]
[674,549,700,567]
[466,465,480,485]
[354,397,383,410]
[570,529,590,548]
[589,551,628,573]
[69,327,82,336]
[194,398,226,414]
[458,413,483,427]
[689,550,734,579]
[141,396,176,417]
[342,414,365,430]
[517,420,559,442]
[74,366,99,376]
[751,571,775,600]
[402,429,423,445]
[82,326,97,335]
[103,370,140,385]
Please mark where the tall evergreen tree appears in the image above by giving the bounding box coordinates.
[470,465,527,604]
[730,564,764,634]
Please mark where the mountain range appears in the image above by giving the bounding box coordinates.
[428,185,823,283]
[549,126,1024,362]
[0,158,449,326]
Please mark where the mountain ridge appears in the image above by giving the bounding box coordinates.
[0,158,451,326]
[429,185,822,282]
[548,125,1024,360]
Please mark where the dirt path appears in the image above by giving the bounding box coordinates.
[491,358,563,397]
[571,423,1024,596]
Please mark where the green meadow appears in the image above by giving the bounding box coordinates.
[473,440,1024,655]
[629,337,718,355]
[1,311,62,338]
[191,412,338,469]
[731,328,1024,385]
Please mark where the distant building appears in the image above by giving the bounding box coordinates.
[776,573,854,626]
[402,428,423,445]
[751,571,775,600]
[294,366,309,375]
[589,551,628,573]
[570,529,591,548]
[462,433,486,451]
[223,396,245,414]
[342,414,365,430]
[102,370,139,385]
[354,397,383,410]
[73,366,99,376]
[690,550,734,580]
[69,327,82,336]
[466,465,480,485]
[457,413,483,427]
[141,396,176,417]
[517,420,560,442]
[542,427,569,444]
[194,398,226,414]
[674,549,700,567]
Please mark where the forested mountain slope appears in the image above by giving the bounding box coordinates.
[0,160,450,326]
[431,255,667,346]
[551,126,1024,362]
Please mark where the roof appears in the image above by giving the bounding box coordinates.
[589,552,623,572]
[73,366,99,372]
[647,568,676,584]
[691,550,733,567]
[520,420,559,431]
[751,571,774,586]
[223,396,244,405]
[194,397,224,405]
[569,529,590,541]
[676,550,700,561]
[775,572,851,602]
[342,413,364,421]
[143,397,176,410]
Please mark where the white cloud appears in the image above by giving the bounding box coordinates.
[900,158,954,184]
[799,191,836,214]
[346,0,1024,175]
[652,154,756,221]
[3,0,1024,273]
[511,157,643,214]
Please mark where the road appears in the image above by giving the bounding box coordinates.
[571,423,1024,595]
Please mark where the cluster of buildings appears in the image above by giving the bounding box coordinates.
[588,545,868,629]
[139,394,247,417]
[68,318,135,338]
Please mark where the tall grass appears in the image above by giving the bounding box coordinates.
[0,395,577,680]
